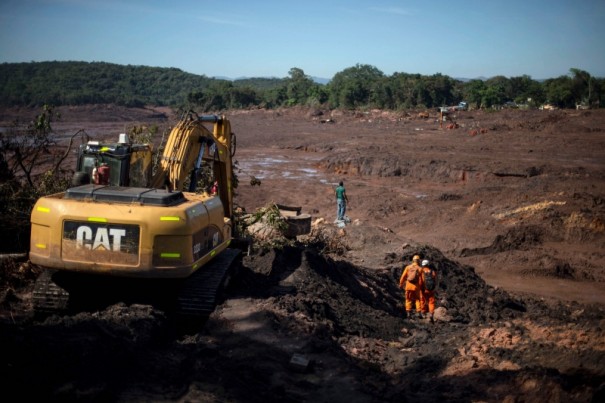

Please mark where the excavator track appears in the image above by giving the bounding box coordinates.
[175,248,242,318]
[32,269,70,313]
[31,248,242,318]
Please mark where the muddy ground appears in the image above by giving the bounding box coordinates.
[1,105,605,402]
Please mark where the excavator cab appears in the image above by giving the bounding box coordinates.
[73,135,153,187]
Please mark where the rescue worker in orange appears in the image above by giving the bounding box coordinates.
[398,255,423,319]
[419,259,438,323]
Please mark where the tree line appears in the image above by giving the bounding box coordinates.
[0,61,602,110]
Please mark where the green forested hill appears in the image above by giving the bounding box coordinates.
[0,61,601,110]
[0,61,279,107]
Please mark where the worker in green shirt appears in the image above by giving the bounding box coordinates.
[335,180,349,222]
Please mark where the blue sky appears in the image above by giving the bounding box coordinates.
[1,0,604,80]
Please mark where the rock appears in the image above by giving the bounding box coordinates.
[288,353,312,372]
[433,307,452,322]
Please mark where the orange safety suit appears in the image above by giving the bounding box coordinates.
[419,267,438,315]
[399,262,422,314]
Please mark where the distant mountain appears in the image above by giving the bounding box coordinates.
[213,75,331,85]
[455,76,547,82]
[455,76,489,82]
[311,76,331,85]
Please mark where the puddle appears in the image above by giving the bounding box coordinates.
[238,153,324,181]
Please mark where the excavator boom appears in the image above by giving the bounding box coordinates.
[151,114,235,218]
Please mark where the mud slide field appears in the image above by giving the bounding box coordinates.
[1,105,604,402]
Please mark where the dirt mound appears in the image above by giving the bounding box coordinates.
[0,303,182,401]
[234,235,527,327]
[460,225,544,256]
[229,244,603,402]
[1,240,604,401]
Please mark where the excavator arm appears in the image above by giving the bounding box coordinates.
[151,113,235,218]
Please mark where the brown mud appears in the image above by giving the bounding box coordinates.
[1,105,604,402]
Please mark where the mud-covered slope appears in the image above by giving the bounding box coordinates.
[238,244,527,331]
[220,244,604,402]
[1,106,605,401]
[1,241,604,402]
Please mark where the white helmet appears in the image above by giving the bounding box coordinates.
[421,259,429,267]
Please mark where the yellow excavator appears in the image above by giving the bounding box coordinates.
[29,112,242,317]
